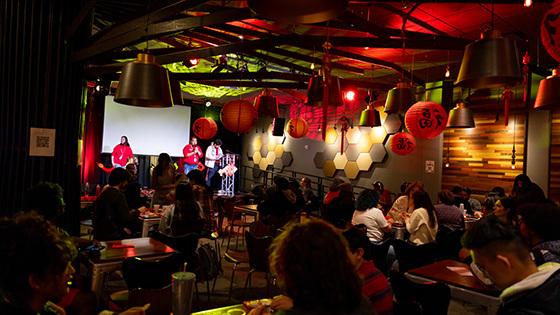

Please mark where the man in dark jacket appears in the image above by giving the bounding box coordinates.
[462,216,560,315]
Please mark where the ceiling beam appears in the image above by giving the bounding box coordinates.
[264,47,364,75]
[72,8,252,61]
[289,35,467,50]
[245,50,313,74]
[371,3,449,37]
[186,80,308,89]
[65,0,96,40]
[170,71,309,81]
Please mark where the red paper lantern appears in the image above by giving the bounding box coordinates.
[405,101,448,139]
[541,5,560,63]
[390,132,416,156]
[192,117,218,140]
[287,117,309,138]
[220,100,257,133]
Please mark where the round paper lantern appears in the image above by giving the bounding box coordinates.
[220,100,257,133]
[541,5,560,63]
[405,101,448,139]
[390,132,416,156]
[192,117,217,140]
[287,118,309,138]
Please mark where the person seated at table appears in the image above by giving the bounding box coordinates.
[451,185,473,215]
[462,215,560,314]
[259,176,298,229]
[492,197,516,226]
[93,168,137,241]
[511,174,546,207]
[124,163,146,210]
[151,153,176,206]
[372,181,392,212]
[322,177,355,229]
[434,190,464,232]
[159,182,204,236]
[343,226,394,315]
[288,179,305,212]
[251,219,373,315]
[517,202,560,265]
[186,169,213,219]
[387,181,423,224]
[465,187,482,212]
[300,177,319,214]
[403,191,438,245]
[352,189,391,243]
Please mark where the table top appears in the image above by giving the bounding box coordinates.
[235,204,258,211]
[85,237,175,264]
[192,304,246,315]
[407,259,500,297]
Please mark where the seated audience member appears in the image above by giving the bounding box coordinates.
[451,185,473,215]
[492,197,516,226]
[434,190,464,231]
[404,191,438,245]
[343,227,394,315]
[251,219,372,315]
[517,202,560,264]
[0,213,148,315]
[124,163,145,210]
[288,179,305,212]
[387,181,423,224]
[512,174,546,207]
[26,182,66,225]
[322,177,355,229]
[300,177,319,213]
[151,153,176,206]
[465,187,482,212]
[492,186,506,197]
[259,176,298,229]
[186,169,213,218]
[462,216,560,314]
[93,168,136,241]
[159,182,204,236]
[373,181,392,212]
[352,189,391,243]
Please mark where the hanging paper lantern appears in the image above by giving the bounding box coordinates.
[192,117,218,140]
[405,101,448,139]
[220,100,257,133]
[390,132,416,156]
[287,117,309,138]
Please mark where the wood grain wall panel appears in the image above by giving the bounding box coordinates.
[442,113,524,195]
[550,111,560,203]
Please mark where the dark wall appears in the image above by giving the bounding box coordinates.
[0,0,87,234]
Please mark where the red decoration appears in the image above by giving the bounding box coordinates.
[192,117,218,140]
[220,100,257,133]
[405,101,448,139]
[541,5,560,63]
[390,132,416,156]
[287,117,309,138]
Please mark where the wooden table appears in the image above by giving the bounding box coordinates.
[139,215,161,237]
[234,204,259,221]
[82,237,175,299]
[406,259,500,315]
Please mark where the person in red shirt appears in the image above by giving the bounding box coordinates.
[183,136,203,175]
[111,135,133,168]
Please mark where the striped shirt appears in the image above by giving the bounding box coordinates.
[358,260,394,315]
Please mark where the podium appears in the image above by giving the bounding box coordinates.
[218,153,238,196]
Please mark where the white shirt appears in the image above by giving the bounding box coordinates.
[352,207,389,243]
[204,145,223,168]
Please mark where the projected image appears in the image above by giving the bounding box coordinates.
[102,96,191,157]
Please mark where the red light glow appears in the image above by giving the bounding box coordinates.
[344,90,356,102]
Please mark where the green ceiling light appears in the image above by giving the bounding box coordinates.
[534,67,560,110]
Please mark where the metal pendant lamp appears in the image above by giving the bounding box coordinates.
[305,72,323,106]
[247,0,348,24]
[115,53,173,108]
[534,68,560,110]
[254,89,279,118]
[384,82,415,114]
[359,105,381,127]
[447,100,475,128]
[456,30,522,88]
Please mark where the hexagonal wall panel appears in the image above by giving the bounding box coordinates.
[356,153,373,171]
[273,158,283,169]
[357,133,373,153]
[274,145,284,157]
[281,152,293,167]
[370,143,388,163]
[345,144,360,161]
[345,127,362,144]
[333,152,348,170]
[323,160,336,177]
[260,145,268,157]
[253,151,262,164]
[266,152,276,164]
[259,158,269,170]
[247,145,255,159]
[369,126,387,144]
[253,168,263,178]
[313,152,326,169]
[252,137,262,151]
[267,142,276,152]
[383,114,402,135]
[344,161,360,179]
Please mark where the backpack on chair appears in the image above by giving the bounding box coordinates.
[196,243,220,281]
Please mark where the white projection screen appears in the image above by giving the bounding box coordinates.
[102,96,191,157]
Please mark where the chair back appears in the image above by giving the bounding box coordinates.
[151,231,199,259]
[436,227,465,260]
[245,230,273,272]
[371,238,392,275]
[391,272,450,315]
[393,239,438,272]
[122,253,184,290]
[128,285,172,315]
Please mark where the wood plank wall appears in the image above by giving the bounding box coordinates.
[550,111,560,203]
[442,113,524,195]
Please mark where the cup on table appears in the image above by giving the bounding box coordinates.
[153,204,160,211]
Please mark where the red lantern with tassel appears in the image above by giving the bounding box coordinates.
[192,117,218,140]
[501,88,514,126]
[390,132,416,155]
[287,117,309,138]
[254,89,279,118]
[405,101,448,139]
[221,100,257,133]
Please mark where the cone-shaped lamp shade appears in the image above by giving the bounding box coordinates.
[447,101,475,128]
[359,105,381,127]
[305,73,323,106]
[384,82,415,114]
[247,0,347,24]
[534,68,560,110]
[254,89,279,117]
[329,76,344,107]
[115,53,173,108]
[456,30,522,88]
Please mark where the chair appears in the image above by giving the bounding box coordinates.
[370,238,392,275]
[151,231,199,264]
[223,201,253,251]
[393,239,439,272]
[391,272,451,315]
[436,227,465,260]
[128,285,172,315]
[243,230,273,296]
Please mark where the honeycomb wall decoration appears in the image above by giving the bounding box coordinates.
[250,132,294,177]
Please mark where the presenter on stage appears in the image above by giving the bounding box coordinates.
[182,136,203,175]
[111,135,134,168]
[205,139,223,188]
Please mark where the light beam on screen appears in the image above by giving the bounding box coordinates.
[102,96,191,157]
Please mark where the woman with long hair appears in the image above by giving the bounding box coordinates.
[492,197,516,226]
[151,153,176,206]
[404,191,438,245]
[111,135,134,168]
[159,182,204,236]
[387,181,424,223]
